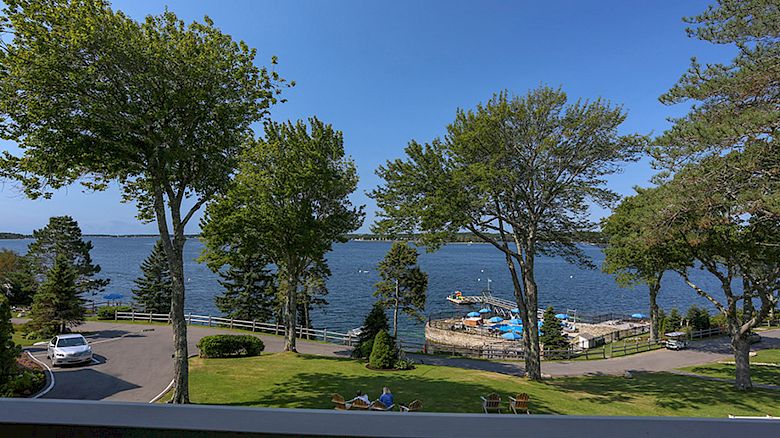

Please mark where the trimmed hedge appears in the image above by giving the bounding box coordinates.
[96,305,133,320]
[197,334,265,358]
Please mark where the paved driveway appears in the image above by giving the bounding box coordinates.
[412,328,780,377]
[22,320,351,403]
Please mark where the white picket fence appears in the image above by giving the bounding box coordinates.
[114,311,356,346]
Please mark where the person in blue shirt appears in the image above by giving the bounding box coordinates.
[378,386,393,407]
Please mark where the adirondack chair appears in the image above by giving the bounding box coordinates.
[481,393,501,414]
[509,393,530,414]
[369,400,395,411]
[400,400,422,412]
[331,393,348,410]
[349,398,370,410]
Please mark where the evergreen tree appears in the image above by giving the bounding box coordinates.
[539,307,568,351]
[374,242,428,338]
[664,308,683,334]
[352,302,390,359]
[369,330,396,369]
[214,253,277,321]
[26,216,109,297]
[28,255,84,336]
[686,305,711,331]
[132,240,173,314]
[0,294,21,386]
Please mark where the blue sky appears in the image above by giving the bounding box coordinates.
[0,0,735,234]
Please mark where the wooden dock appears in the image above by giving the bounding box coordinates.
[454,291,543,319]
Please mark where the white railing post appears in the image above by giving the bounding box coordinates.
[252,320,256,332]
[230,318,234,329]
[323,329,328,343]
[114,310,118,321]
[208,316,212,327]
[187,313,192,325]
[149,312,153,323]
[131,310,135,322]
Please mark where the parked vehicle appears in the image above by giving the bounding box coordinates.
[664,332,689,350]
[47,334,93,366]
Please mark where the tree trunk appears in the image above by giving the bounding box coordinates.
[284,274,298,352]
[393,279,399,338]
[152,190,189,404]
[732,333,752,390]
[522,269,542,380]
[648,280,660,342]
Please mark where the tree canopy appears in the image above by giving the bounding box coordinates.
[371,86,642,379]
[0,0,290,403]
[374,242,427,338]
[200,118,364,352]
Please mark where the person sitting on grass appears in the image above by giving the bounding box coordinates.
[378,387,393,407]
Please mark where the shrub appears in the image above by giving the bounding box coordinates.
[352,302,389,359]
[96,305,133,320]
[197,334,264,358]
[393,357,415,370]
[369,330,396,369]
[0,370,45,397]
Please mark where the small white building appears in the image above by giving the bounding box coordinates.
[575,333,598,349]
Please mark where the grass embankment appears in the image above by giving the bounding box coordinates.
[680,349,780,386]
[182,352,780,417]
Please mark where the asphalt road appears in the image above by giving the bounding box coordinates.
[20,320,350,403]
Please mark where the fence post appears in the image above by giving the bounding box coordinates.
[114,310,118,321]
[187,313,191,325]
[323,329,328,343]
[168,313,171,324]
[347,333,352,346]
[230,318,234,330]
[252,320,256,332]
[149,312,153,323]
[208,316,212,327]
[131,310,135,322]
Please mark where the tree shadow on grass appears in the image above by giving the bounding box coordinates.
[215,355,562,414]
[549,371,780,414]
[686,365,780,386]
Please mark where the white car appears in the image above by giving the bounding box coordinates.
[47,334,93,366]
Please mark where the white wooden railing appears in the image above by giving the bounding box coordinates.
[113,311,356,346]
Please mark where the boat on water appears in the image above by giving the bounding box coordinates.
[446,291,466,304]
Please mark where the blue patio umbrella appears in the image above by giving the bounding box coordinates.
[631,313,646,319]
[502,332,522,340]
[510,308,520,314]
[555,313,568,319]
[478,308,491,314]
[507,318,522,325]
[488,316,503,323]
[103,293,123,300]
[466,311,480,318]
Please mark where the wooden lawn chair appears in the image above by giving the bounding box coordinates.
[349,398,370,410]
[331,393,348,410]
[369,400,395,411]
[400,400,422,412]
[509,393,530,414]
[481,393,501,414]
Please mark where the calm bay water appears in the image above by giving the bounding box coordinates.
[0,237,725,341]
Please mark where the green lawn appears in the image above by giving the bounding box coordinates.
[679,349,780,387]
[181,352,780,417]
[11,324,46,347]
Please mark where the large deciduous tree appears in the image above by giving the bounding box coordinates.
[200,118,364,352]
[652,0,779,390]
[371,87,642,380]
[374,242,427,338]
[0,0,289,403]
[602,187,687,341]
